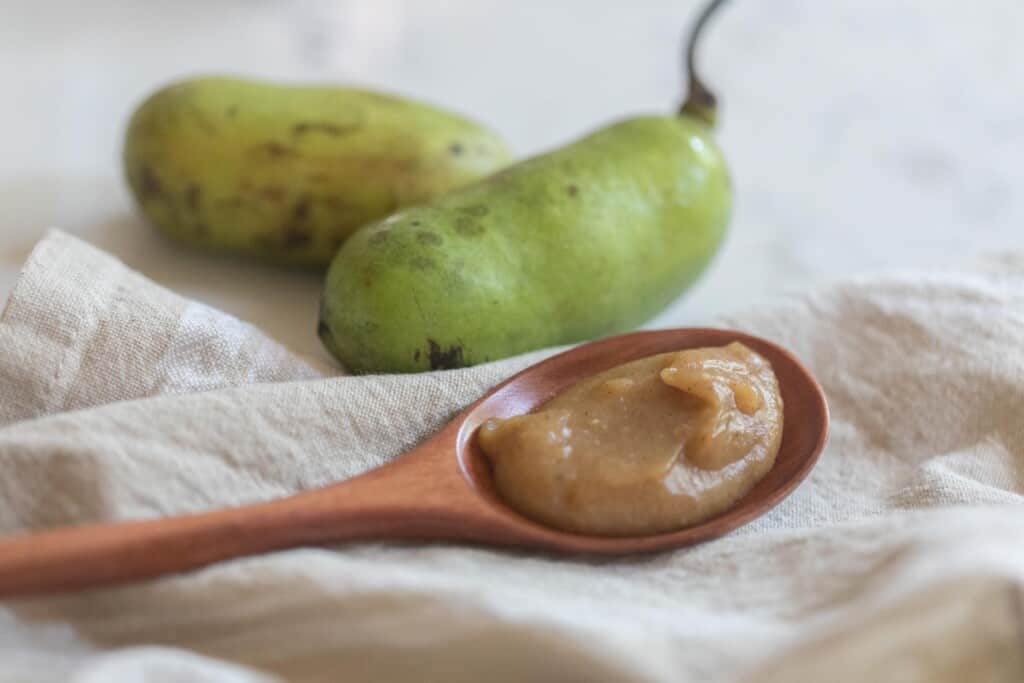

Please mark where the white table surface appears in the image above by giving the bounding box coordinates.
[1,0,1021,366]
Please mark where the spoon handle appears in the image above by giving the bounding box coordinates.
[0,442,471,598]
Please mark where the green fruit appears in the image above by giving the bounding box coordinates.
[320,113,729,373]
[123,77,511,266]
[319,0,734,373]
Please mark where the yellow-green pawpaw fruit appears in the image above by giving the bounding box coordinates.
[123,77,511,266]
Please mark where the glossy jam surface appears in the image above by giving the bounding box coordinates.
[478,342,784,536]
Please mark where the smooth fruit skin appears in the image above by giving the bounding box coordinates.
[320,115,730,373]
[123,77,511,266]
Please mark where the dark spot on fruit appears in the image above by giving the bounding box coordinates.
[185,184,201,210]
[292,121,361,137]
[462,205,490,217]
[416,231,442,246]
[410,256,434,270]
[189,106,218,134]
[449,142,464,156]
[411,220,421,226]
[216,197,243,209]
[317,319,329,338]
[427,339,464,370]
[256,142,299,159]
[280,197,312,248]
[368,230,390,245]
[281,228,311,248]
[414,349,421,361]
[292,198,311,222]
[226,105,239,119]
[455,215,484,237]
[566,184,579,197]
[259,185,287,202]
[282,227,311,248]
[136,165,162,199]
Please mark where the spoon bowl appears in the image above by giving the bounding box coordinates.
[0,328,828,596]
[454,327,828,552]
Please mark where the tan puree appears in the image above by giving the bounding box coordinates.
[478,342,784,536]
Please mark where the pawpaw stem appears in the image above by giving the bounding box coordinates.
[680,0,730,126]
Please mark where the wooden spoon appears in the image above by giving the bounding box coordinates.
[0,328,828,597]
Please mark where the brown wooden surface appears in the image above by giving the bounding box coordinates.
[0,328,828,598]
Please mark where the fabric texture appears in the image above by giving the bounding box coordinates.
[1,230,1022,682]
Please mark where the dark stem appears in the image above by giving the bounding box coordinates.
[680,0,730,126]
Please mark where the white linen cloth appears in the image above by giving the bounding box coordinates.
[0,229,1022,682]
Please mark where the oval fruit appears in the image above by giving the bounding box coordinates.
[123,77,511,266]
[319,114,730,373]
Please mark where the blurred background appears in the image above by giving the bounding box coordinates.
[0,0,1021,364]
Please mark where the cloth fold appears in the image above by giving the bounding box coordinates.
[1,230,1023,682]
[0,231,327,427]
